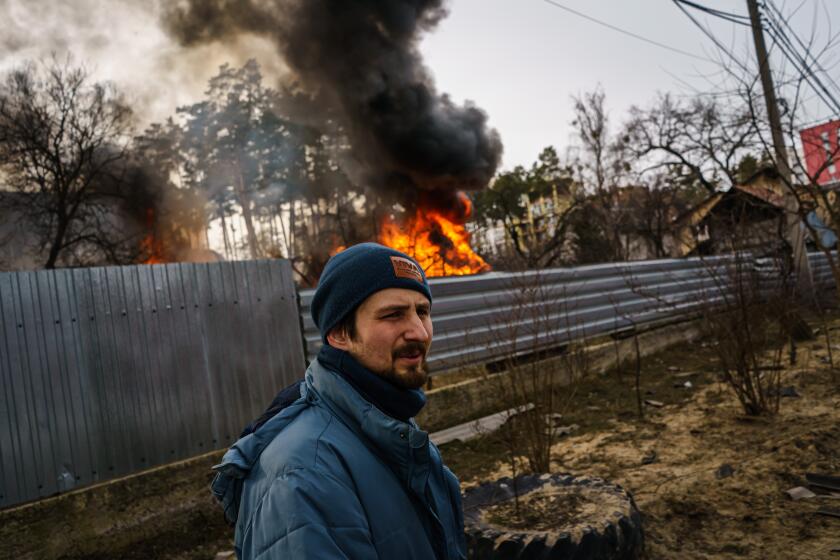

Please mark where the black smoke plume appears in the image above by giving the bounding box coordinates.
[162,0,503,207]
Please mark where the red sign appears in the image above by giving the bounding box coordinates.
[800,120,840,186]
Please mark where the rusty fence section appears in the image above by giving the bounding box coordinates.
[300,252,837,373]
[0,260,304,509]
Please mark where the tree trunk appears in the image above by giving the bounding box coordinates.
[220,209,232,259]
[234,160,262,259]
[289,200,297,258]
[230,220,240,260]
[277,203,291,258]
[45,214,70,269]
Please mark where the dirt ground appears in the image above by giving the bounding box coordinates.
[20,317,835,559]
[440,320,840,559]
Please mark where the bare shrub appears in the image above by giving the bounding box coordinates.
[484,270,592,477]
[620,245,804,416]
[698,251,794,416]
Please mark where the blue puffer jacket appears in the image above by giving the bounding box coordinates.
[211,359,467,559]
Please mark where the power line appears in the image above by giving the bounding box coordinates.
[763,18,840,113]
[671,0,752,73]
[768,36,840,114]
[540,0,715,63]
[762,10,839,96]
[758,3,840,113]
[673,0,840,114]
[673,0,751,27]
[762,0,840,102]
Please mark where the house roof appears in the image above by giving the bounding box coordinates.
[673,184,783,229]
[733,183,786,208]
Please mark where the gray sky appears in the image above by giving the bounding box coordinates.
[419,0,840,169]
[2,0,838,171]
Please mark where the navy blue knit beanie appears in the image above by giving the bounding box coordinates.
[311,243,433,342]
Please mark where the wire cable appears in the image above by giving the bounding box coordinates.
[762,0,840,101]
[540,0,716,63]
[758,3,840,113]
[673,0,751,27]
[763,18,840,113]
[671,0,752,73]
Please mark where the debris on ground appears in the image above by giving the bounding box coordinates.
[552,423,579,437]
[430,404,535,445]
[817,507,840,519]
[785,486,816,500]
[787,314,816,341]
[807,473,840,493]
[776,385,801,398]
[715,463,735,479]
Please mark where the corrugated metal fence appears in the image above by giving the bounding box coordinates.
[0,260,304,509]
[300,252,837,372]
[1,252,836,509]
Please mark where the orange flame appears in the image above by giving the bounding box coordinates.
[378,193,490,277]
[140,209,166,264]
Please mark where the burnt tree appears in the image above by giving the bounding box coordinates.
[0,59,134,268]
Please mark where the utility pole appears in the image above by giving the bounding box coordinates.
[746,0,813,297]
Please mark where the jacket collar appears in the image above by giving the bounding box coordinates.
[306,358,431,493]
[317,345,427,422]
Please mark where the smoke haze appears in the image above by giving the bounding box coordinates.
[162,0,503,200]
[2,0,503,205]
[1,0,288,126]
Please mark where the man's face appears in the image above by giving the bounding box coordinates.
[328,288,433,390]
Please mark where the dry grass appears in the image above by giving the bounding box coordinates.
[441,317,840,559]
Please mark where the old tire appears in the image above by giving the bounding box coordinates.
[463,473,644,560]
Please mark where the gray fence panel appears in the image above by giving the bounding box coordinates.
[808,252,836,288]
[266,263,305,392]
[246,261,278,399]
[299,253,836,372]
[0,259,304,509]
[175,262,215,455]
[0,273,28,505]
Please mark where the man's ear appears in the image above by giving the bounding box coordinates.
[327,328,351,350]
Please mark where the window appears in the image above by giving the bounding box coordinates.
[823,131,836,174]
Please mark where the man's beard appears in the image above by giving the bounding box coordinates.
[381,341,429,390]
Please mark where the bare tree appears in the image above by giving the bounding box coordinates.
[0,58,134,268]
[570,87,631,261]
[629,178,700,259]
[620,94,761,194]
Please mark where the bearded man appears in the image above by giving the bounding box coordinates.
[211,243,467,560]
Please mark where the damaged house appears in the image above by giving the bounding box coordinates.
[672,168,837,258]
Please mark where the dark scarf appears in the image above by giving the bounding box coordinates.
[317,345,427,423]
[240,346,426,437]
